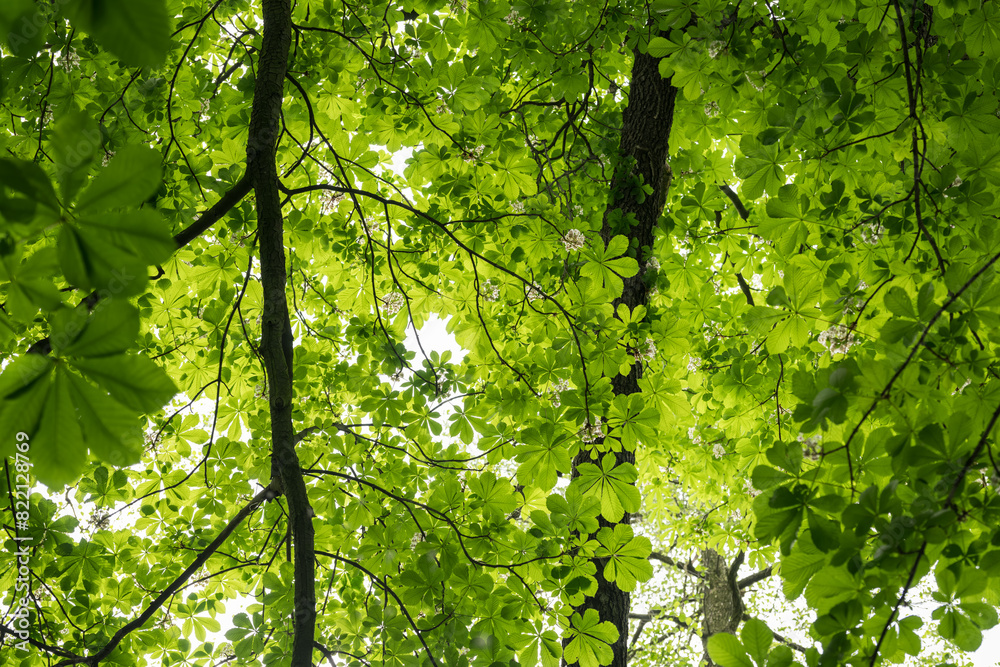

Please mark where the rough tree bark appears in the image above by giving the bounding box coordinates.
[566,39,678,667]
[701,549,745,664]
[250,1,317,666]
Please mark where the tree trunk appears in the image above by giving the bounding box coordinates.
[566,41,678,667]
[250,2,317,666]
[700,549,745,664]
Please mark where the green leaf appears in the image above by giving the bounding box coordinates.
[55,300,141,358]
[74,145,162,213]
[516,425,572,491]
[751,466,789,491]
[32,367,88,487]
[883,286,915,318]
[582,235,638,298]
[0,1,49,55]
[780,548,826,600]
[734,136,784,200]
[964,5,1000,58]
[574,453,641,522]
[804,566,862,613]
[0,157,60,214]
[469,471,518,517]
[0,353,54,400]
[595,524,653,592]
[706,632,754,667]
[938,608,983,651]
[64,0,172,67]
[564,609,618,667]
[64,369,144,467]
[766,645,794,667]
[58,209,174,294]
[741,618,774,666]
[50,103,101,201]
[69,354,177,413]
[0,355,53,455]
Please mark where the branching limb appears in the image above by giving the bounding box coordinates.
[737,566,773,589]
[649,551,704,579]
[173,171,253,248]
[53,489,274,666]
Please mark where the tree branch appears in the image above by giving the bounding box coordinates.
[649,551,703,579]
[720,184,750,220]
[172,171,253,248]
[737,566,773,589]
[54,489,273,666]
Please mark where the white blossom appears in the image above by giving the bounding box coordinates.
[464,144,485,163]
[409,532,424,550]
[798,433,822,461]
[712,443,726,459]
[645,257,661,272]
[704,100,720,117]
[511,200,525,213]
[254,384,264,399]
[526,282,544,301]
[505,9,523,26]
[743,478,760,497]
[634,339,656,362]
[60,49,81,71]
[579,421,604,444]
[320,192,344,215]
[549,379,569,407]
[842,295,864,315]
[707,40,726,59]
[687,356,701,373]
[949,176,962,189]
[688,426,702,445]
[561,229,587,252]
[383,292,405,316]
[818,324,857,354]
[481,279,500,302]
[860,222,882,245]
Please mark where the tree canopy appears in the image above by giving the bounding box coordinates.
[2,0,1000,666]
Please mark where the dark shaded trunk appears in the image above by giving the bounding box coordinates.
[250,1,317,666]
[566,43,678,667]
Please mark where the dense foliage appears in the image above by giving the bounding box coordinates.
[1,0,1000,666]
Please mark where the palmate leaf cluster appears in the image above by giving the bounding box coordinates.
[0,0,999,666]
